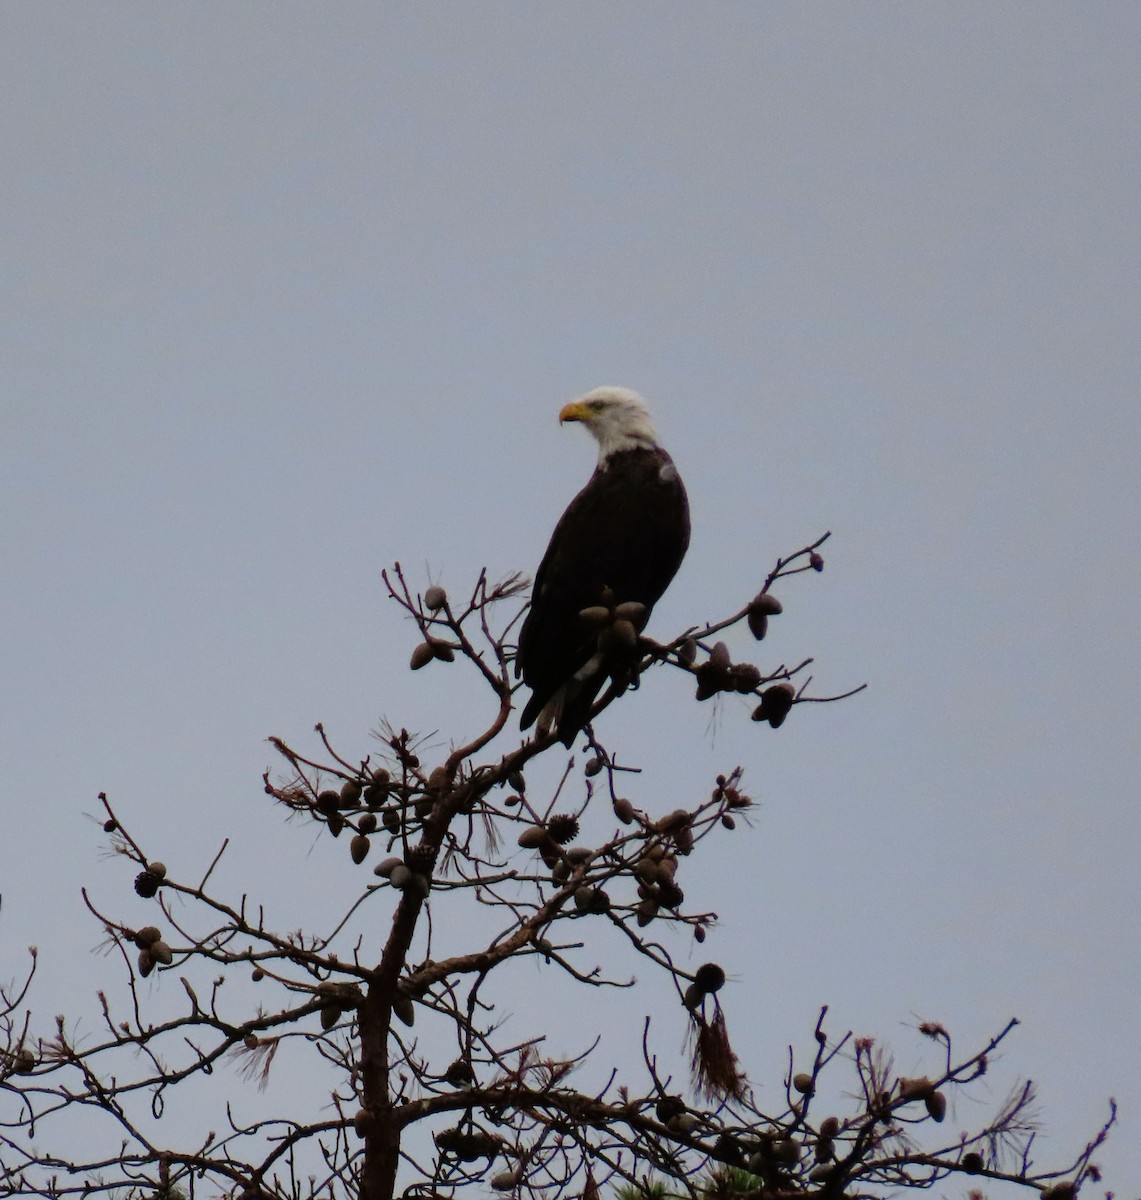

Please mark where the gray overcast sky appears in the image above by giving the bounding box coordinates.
[2,3,1139,1191]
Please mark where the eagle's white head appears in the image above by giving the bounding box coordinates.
[559,386,662,464]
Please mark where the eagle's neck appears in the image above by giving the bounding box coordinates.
[595,428,660,468]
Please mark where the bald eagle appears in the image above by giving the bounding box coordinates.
[517,387,690,747]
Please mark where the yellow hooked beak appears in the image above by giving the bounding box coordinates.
[559,401,592,425]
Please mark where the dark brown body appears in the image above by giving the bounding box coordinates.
[517,445,690,745]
